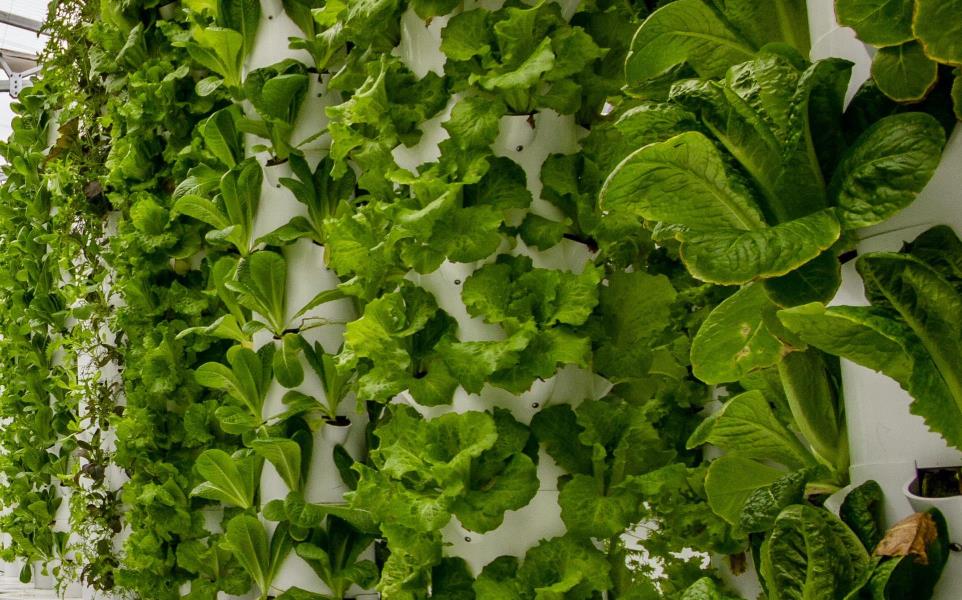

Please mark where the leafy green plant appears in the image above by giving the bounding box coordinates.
[195,344,275,434]
[779,226,962,450]
[282,338,354,423]
[473,535,611,598]
[346,405,538,592]
[836,0,962,116]
[180,0,261,93]
[177,535,252,598]
[603,54,945,296]
[251,433,311,495]
[267,154,356,246]
[441,2,607,115]
[240,60,310,161]
[190,449,263,509]
[290,516,378,599]
[223,515,294,600]
[625,0,811,94]
[173,158,263,257]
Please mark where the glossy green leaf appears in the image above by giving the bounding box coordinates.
[601,131,767,231]
[224,515,269,597]
[830,112,945,229]
[778,302,962,448]
[704,455,785,526]
[191,449,259,509]
[913,0,962,64]
[688,390,817,470]
[835,0,914,46]
[679,210,840,285]
[625,0,757,84]
[273,333,305,388]
[251,438,303,494]
[691,284,784,384]
[760,505,871,599]
[228,251,288,335]
[738,469,808,533]
[871,42,939,102]
[839,480,885,551]
[763,250,842,307]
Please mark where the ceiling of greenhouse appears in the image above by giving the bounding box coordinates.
[0,0,49,144]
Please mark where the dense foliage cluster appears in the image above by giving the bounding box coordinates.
[0,0,957,599]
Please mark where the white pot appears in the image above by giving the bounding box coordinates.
[492,111,585,223]
[32,562,55,589]
[62,580,84,598]
[252,162,307,244]
[394,7,451,78]
[440,490,566,574]
[405,376,557,425]
[511,238,595,274]
[267,552,323,596]
[305,418,367,504]
[710,552,763,599]
[807,0,873,105]
[904,476,962,545]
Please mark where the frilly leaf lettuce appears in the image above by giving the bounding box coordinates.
[474,535,611,599]
[346,406,538,593]
[349,405,538,534]
[441,2,606,115]
[532,395,676,539]
[327,56,447,197]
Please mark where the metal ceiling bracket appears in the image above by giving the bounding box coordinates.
[0,10,43,34]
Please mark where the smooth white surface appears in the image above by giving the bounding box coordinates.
[440,491,567,574]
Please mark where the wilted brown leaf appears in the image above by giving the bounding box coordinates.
[874,512,939,565]
[728,552,747,575]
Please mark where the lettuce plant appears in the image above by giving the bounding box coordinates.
[780,226,962,450]
[240,60,310,162]
[441,2,607,116]
[223,515,294,600]
[195,344,275,435]
[180,0,261,94]
[347,405,539,592]
[174,158,262,257]
[603,53,945,299]
[626,0,811,95]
